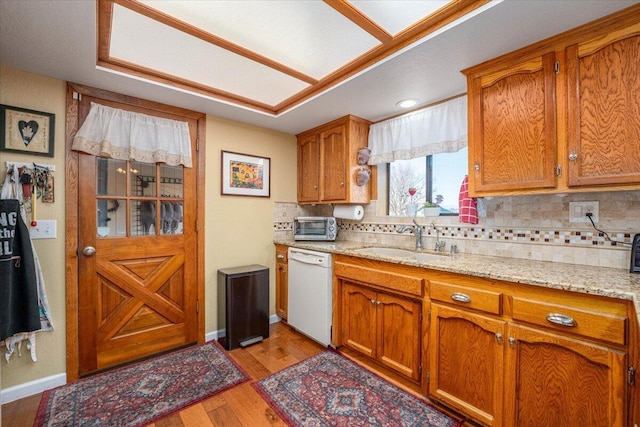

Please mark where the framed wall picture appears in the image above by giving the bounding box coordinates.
[0,104,55,157]
[221,150,271,197]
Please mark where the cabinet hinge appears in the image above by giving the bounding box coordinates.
[554,61,560,74]
[419,312,422,323]
[556,165,562,177]
[196,299,199,314]
[426,372,430,384]
[428,309,431,321]
[196,137,199,151]
[342,329,345,336]
[628,366,636,386]
[419,365,422,375]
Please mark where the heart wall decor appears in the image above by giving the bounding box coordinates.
[18,120,39,146]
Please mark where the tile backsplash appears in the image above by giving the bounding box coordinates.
[274,191,640,270]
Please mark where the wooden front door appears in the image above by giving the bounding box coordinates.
[73,93,201,376]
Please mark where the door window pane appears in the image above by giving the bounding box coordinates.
[160,165,183,198]
[131,162,156,197]
[97,159,127,196]
[131,200,157,236]
[97,199,126,237]
[160,201,183,235]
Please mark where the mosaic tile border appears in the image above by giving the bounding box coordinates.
[274,221,632,248]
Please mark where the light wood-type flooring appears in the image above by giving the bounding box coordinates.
[2,321,471,426]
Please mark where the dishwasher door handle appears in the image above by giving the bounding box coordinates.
[289,251,327,266]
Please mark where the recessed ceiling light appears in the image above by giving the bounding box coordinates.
[396,99,418,108]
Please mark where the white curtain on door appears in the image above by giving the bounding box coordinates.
[367,95,468,164]
[72,102,193,167]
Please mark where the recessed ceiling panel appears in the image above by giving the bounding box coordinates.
[139,0,380,79]
[110,4,310,106]
[351,0,451,35]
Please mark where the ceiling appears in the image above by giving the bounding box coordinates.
[1,0,638,135]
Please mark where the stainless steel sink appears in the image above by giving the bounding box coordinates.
[352,247,450,262]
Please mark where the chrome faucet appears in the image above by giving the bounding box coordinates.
[397,219,424,251]
[432,223,446,252]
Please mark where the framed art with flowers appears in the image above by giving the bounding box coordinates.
[221,150,271,197]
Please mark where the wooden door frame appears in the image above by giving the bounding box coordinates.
[64,82,206,381]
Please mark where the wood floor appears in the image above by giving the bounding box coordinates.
[2,321,470,427]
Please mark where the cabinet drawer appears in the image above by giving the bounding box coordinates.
[429,281,502,315]
[512,297,627,346]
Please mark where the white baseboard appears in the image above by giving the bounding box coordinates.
[0,373,66,404]
[1,316,283,404]
[205,314,282,342]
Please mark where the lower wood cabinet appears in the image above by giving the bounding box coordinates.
[429,274,630,427]
[275,245,288,320]
[504,323,627,427]
[342,281,421,382]
[429,304,506,426]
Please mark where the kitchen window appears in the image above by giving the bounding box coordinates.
[387,146,467,216]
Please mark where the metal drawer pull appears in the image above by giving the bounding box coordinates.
[451,292,471,303]
[546,313,576,327]
[277,254,285,260]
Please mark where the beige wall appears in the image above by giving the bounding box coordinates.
[0,65,68,390]
[204,117,296,333]
[0,64,297,393]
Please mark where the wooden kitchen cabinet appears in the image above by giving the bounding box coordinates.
[467,52,557,194]
[463,6,640,196]
[275,245,288,320]
[566,23,640,187]
[333,255,424,383]
[504,323,627,427]
[342,281,422,382]
[296,115,372,204]
[428,271,631,427]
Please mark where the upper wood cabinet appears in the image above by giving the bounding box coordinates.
[463,5,640,196]
[296,115,372,204]
[566,23,640,187]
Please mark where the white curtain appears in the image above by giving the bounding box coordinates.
[72,103,193,168]
[368,96,468,164]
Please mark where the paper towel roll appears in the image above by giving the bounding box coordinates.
[333,204,364,220]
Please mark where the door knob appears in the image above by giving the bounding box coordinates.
[83,246,96,257]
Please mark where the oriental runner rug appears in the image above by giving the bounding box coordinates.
[34,340,249,427]
[254,350,462,427]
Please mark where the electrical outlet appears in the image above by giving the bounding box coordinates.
[569,201,599,223]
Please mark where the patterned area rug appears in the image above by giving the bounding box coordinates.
[34,341,249,427]
[254,351,461,427]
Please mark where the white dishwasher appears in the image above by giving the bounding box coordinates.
[287,247,333,346]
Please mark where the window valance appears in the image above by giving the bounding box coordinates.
[367,96,468,164]
[72,103,193,168]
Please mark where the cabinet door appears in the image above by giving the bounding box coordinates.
[342,282,377,358]
[320,124,348,201]
[275,247,288,320]
[504,323,627,427]
[429,304,506,427]
[297,134,320,202]
[566,26,640,187]
[469,52,557,193]
[377,292,421,382]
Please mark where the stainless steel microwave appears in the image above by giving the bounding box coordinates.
[293,216,338,241]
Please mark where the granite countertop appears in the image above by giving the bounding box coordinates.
[275,238,640,326]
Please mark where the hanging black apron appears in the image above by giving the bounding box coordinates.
[0,199,40,341]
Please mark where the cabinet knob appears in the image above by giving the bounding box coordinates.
[568,152,578,161]
[474,163,480,171]
[371,299,376,304]
[495,332,503,344]
[277,254,285,259]
[313,185,318,189]
[546,313,576,327]
[508,337,516,347]
[340,181,345,187]
[451,292,471,303]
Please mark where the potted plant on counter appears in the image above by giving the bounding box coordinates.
[422,195,442,216]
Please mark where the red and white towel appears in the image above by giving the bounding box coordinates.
[458,175,478,224]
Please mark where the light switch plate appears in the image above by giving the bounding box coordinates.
[569,201,599,223]
[30,219,57,239]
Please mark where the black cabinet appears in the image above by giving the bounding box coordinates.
[217,265,269,350]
